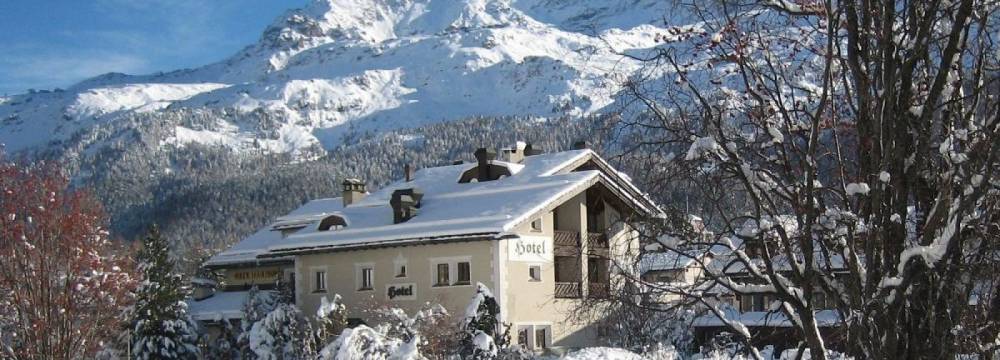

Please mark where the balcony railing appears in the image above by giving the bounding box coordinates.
[587,232,608,247]
[587,232,609,255]
[555,282,582,298]
[588,282,610,299]
[553,230,580,246]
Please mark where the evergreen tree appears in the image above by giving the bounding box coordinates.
[205,315,239,360]
[460,283,510,360]
[131,225,200,359]
[238,285,276,358]
[248,303,315,359]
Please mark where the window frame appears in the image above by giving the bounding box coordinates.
[529,265,542,282]
[434,263,450,286]
[530,217,543,232]
[311,267,328,293]
[355,263,375,292]
[456,261,471,285]
[429,256,473,288]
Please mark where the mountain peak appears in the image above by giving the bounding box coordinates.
[0,0,689,156]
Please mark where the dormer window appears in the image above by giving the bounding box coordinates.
[317,215,347,231]
[457,147,527,183]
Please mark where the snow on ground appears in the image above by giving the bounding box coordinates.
[559,347,647,360]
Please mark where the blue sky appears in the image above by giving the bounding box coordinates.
[0,0,308,95]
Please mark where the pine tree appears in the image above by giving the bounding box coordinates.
[238,285,275,358]
[131,225,200,359]
[205,315,239,360]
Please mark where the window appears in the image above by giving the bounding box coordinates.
[740,294,766,312]
[314,271,326,292]
[530,218,543,232]
[435,263,450,286]
[317,215,347,231]
[517,327,530,347]
[535,327,548,349]
[456,262,471,285]
[431,257,472,287]
[396,264,407,278]
[357,266,374,291]
[529,265,542,282]
[813,291,827,309]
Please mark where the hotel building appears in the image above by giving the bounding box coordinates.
[189,143,659,350]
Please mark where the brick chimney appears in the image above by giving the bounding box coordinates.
[342,178,366,207]
[474,147,497,182]
[390,188,424,224]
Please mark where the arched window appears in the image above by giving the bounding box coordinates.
[317,215,348,231]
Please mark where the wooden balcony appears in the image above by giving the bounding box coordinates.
[555,281,582,299]
[554,230,580,256]
[587,232,609,256]
[588,282,610,299]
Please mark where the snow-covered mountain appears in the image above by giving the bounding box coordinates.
[0,0,701,158]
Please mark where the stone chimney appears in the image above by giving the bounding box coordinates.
[502,141,528,164]
[573,140,590,150]
[474,147,497,182]
[390,188,424,224]
[342,178,366,207]
[404,163,415,182]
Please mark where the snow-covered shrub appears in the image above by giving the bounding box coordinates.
[248,302,315,359]
[460,283,519,359]
[317,325,399,360]
[315,295,348,346]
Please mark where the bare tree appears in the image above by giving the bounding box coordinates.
[609,0,1000,358]
[0,160,136,359]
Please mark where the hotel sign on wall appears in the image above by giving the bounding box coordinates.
[510,235,552,262]
[230,268,282,284]
[387,283,417,301]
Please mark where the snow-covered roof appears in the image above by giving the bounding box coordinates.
[207,149,658,265]
[639,251,701,273]
[187,290,271,321]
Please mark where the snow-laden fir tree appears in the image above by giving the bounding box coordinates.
[248,302,315,359]
[205,313,240,360]
[238,285,275,357]
[315,295,348,346]
[131,225,200,359]
[459,283,510,359]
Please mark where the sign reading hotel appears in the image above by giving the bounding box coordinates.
[510,235,551,262]
[387,283,417,301]
[230,268,282,284]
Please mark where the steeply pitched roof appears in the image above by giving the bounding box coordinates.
[205,149,658,266]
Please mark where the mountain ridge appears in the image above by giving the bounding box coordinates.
[0,0,693,158]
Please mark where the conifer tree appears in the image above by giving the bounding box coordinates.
[248,303,315,359]
[460,283,510,359]
[131,225,200,359]
[238,285,275,358]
